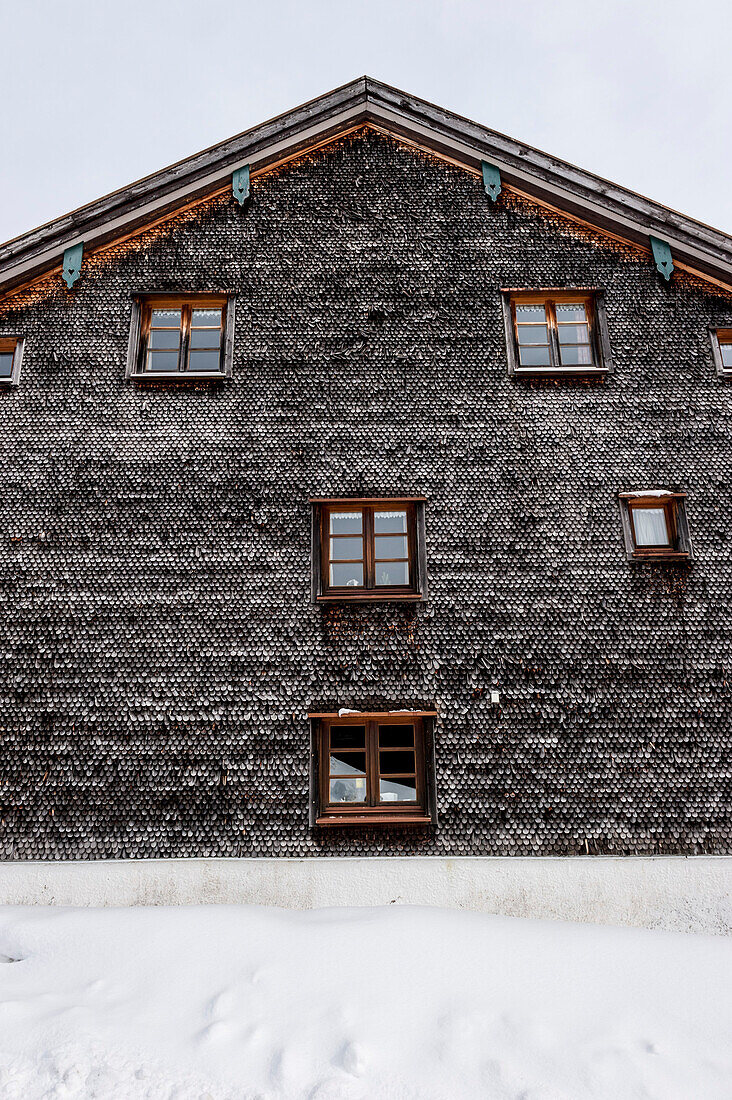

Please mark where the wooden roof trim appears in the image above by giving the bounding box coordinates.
[1,76,732,295]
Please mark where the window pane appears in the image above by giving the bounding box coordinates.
[150,309,181,326]
[518,345,552,366]
[559,344,594,366]
[330,537,363,561]
[0,352,14,378]
[632,507,670,546]
[721,343,732,369]
[378,724,415,748]
[374,535,408,559]
[330,562,364,587]
[330,777,366,803]
[555,303,587,322]
[516,325,549,346]
[188,350,222,372]
[149,329,180,350]
[380,777,417,802]
[330,752,366,776]
[375,561,409,586]
[557,324,590,345]
[330,511,362,535]
[146,350,180,372]
[190,328,222,349]
[380,750,416,775]
[330,725,366,749]
[515,304,547,322]
[374,510,407,534]
[192,309,222,327]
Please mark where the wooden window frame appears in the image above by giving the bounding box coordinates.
[126,294,235,381]
[618,491,692,562]
[0,335,25,388]
[710,326,732,380]
[501,289,613,377]
[309,711,438,827]
[310,497,428,603]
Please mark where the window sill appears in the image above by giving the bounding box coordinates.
[316,593,423,603]
[316,814,432,827]
[630,551,691,562]
[512,367,609,379]
[129,372,230,383]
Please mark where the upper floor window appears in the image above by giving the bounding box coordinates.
[126,295,235,380]
[619,491,692,561]
[711,327,732,378]
[310,498,427,601]
[502,291,612,376]
[0,336,24,387]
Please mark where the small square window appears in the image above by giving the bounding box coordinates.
[310,713,436,826]
[711,327,732,378]
[619,492,692,561]
[502,291,612,376]
[0,336,24,387]
[311,498,427,601]
[127,295,235,380]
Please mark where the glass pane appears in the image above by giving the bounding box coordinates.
[330,725,366,749]
[721,343,732,369]
[516,325,549,346]
[557,324,590,345]
[330,752,366,776]
[149,328,180,350]
[330,777,366,803]
[380,777,417,802]
[146,350,180,372]
[330,562,364,587]
[555,303,587,322]
[192,308,221,326]
[330,536,363,561]
[515,304,547,322]
[330,511,362,535]
[0,352,14,378]
[190,328,222,349]
[150,309,181,326]
[188,350,221,372]
[374,535,408,559]
[374,510,407,534]
[518,345,552,366]
[380,751,416,775]
[375,561,409,586]
[559,344,594,366]
[632,507,670,546]
[379,724,415,748]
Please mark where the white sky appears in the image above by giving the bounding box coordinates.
[1,0,730,243]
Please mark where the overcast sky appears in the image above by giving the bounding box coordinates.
[2,0,730,243]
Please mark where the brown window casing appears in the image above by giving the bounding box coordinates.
[0,336,24,388]
[126,294,235,381]
[309,712,437,827]
[501,289,613,377]
[310,497,427,602]
[618,491,692,562]
[710,326,732,379]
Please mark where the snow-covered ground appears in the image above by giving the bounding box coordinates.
[0,905,729,1100]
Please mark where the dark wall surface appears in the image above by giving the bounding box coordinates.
[1,130,731,859]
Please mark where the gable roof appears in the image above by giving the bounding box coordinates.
[2,76,732,295]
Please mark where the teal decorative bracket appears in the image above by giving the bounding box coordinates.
[232,165,250,206]
[62,242,83,289]
[650,236,674,281]
[481,161,502,202]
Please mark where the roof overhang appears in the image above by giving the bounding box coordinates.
[2,77,732,296]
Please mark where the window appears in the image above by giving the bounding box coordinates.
[0,336,24,387]
[502,291,612,376]
[310,712,436,826]
[711,327,732,378]
[126,295,235,379]
[310,498,427,601]
[619,492,692,561]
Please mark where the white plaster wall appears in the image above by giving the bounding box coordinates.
[0,857,729,934]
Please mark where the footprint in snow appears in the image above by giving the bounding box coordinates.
[339,1041,367,1077]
